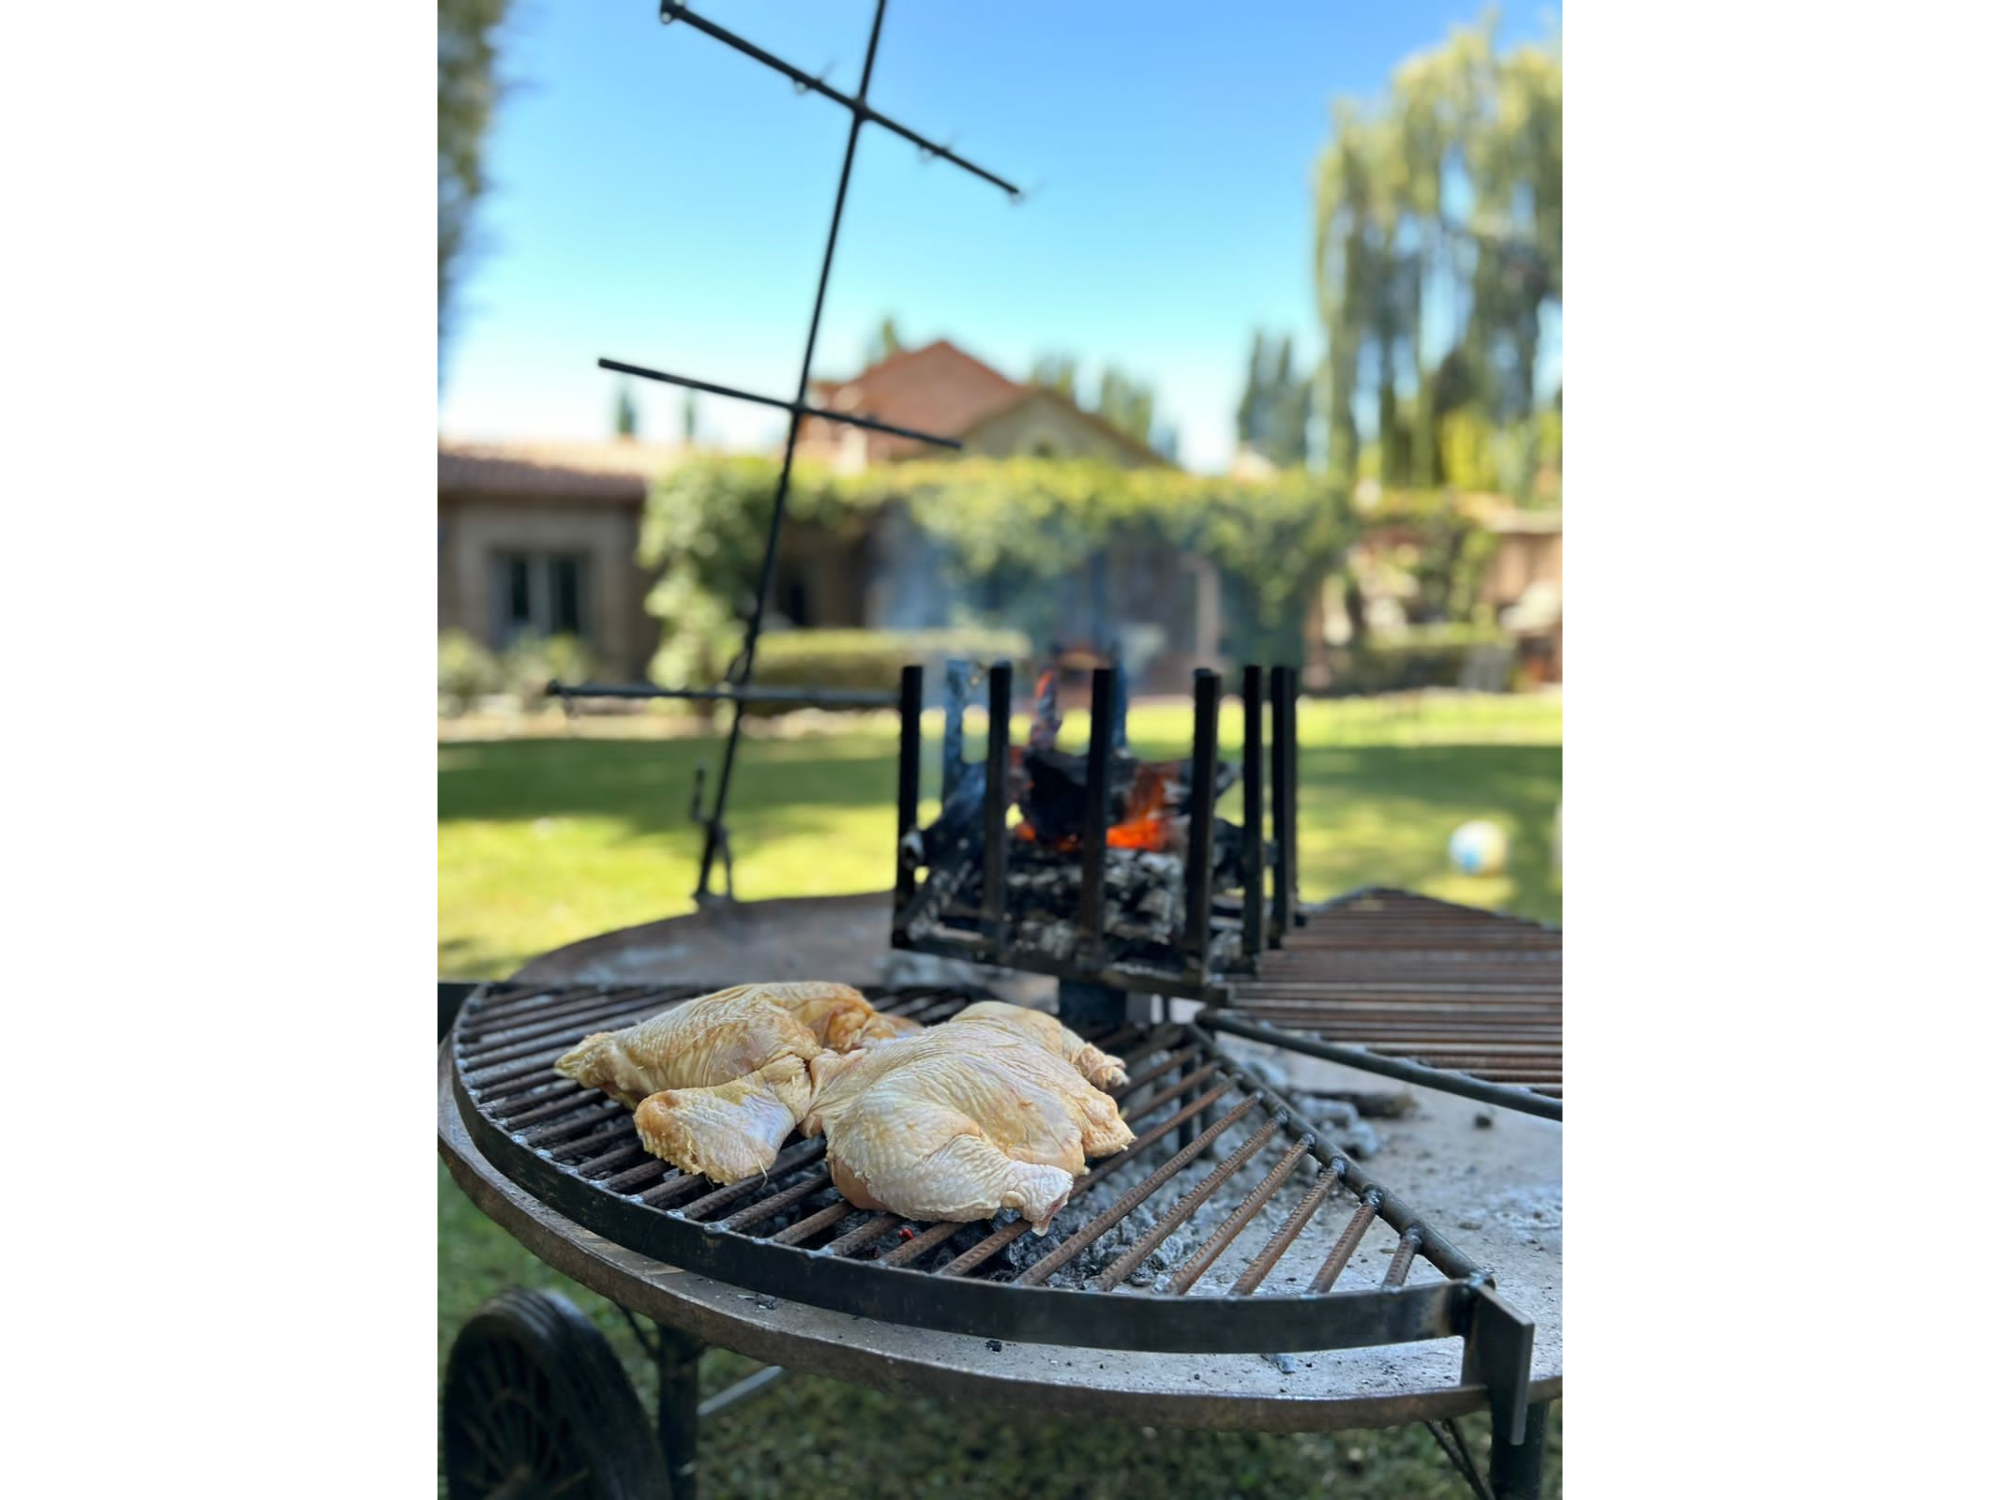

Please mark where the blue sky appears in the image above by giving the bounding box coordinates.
[439,1,1560,472]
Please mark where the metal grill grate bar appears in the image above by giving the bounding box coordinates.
[1310,1194,1380,1292]
[1162,1137,1314,1294]
[1231,1162,1343,1294]
[1086,1120,1284,1291]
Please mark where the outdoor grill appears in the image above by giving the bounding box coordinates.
[1208,888,1564,1120]
[445,6,1559,1496]
[891,661,1303,1007]
[442,981,1554,1499]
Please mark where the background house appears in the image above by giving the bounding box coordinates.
[780,341,1223,689]
[437,438,678,679]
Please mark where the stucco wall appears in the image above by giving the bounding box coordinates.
[438,495,654,678]
[961,391,1151,466]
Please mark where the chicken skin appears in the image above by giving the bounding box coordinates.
[797,1024,1134,1232]
[946,1000,1129,1089]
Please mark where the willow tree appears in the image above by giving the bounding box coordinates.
[1313,15,1560,495]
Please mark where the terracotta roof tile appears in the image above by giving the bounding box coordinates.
[437,438,684,502]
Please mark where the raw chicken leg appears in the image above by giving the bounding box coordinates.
[800,1025,1135,1232]
[554,982,917,1184]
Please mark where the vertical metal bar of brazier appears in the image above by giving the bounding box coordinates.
[1078,667,1114,965]
[894,664,922,918]
[1240,664,1265,959]
[1184,669,1220,976]
[942,659,970,806]
[1270,664,1296,943]
[980,662,1013,950]
[1282,665,1301,926]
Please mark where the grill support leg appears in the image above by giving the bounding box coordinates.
[653,1321,705,1500]
[1488,1401,1549,1500]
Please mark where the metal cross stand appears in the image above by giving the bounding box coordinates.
[551,0,1023,904]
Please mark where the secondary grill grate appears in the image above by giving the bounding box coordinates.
[1211,887,1562,1119]
[449,982,1516,1357]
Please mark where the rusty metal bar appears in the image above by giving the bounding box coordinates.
[981,661,1012,942]
[491,1087,593,1130]
[1161,1137,1313,1295]
[771,1200,858,1246]
[720,1170,835,1232]
[574,1140,649,1178]
[1231,1162,1343,1294]
[1014,1098,1261,1287]
[638,1171,716,1209]
[1086,1120,1284,1291]
[881,1219,962,1267]
[1382,1228,1423,1287]
[824,1213,905,1257]
[601,1158,671,1195]
[1310,1192,1380,1292]
[937,1077,1237,1278]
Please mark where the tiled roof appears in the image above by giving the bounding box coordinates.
[437,438,685,502]
[804,339,1027,461]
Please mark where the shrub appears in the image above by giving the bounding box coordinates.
[744,627,1031,713]
[499,633,599,709]
[438,630,501,715]
[1330,622,1513,695]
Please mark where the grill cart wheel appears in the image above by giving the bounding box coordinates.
[442,1287,669,1500]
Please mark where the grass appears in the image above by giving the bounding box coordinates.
[440,691,1561,978]
[439,689,1562,1494]
[439,1165,1560,1499]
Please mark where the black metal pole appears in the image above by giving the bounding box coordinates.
[1198,1008,1564,1121]
[1280,665,1301,925]
[1269,665,1294,946]
[1077,667,1114,964]
[1240,664,1265,958]
[981,661,1012,948]
[894,664,922,913]
[654,1322,705,1500]
[1183,669,1219,973]
[1489,1402,1550,1500]
[695,0,893,900]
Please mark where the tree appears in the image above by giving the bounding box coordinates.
[681,391,698,446]
[1029,353,1078,402]
[439,0,513,374]
[614,381,638,438]
[1313,15,1560,497]
[1095,367,1155,448]
[864,316,903,368]
[1237,331,1311,467]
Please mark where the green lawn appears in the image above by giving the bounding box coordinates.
[439,690,1561,1494]
[440,692,1561,978]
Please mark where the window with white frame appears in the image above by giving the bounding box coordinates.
[492,552,591,647]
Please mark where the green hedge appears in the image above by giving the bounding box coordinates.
[1331,624,1514,695]
[744,627,1031,712]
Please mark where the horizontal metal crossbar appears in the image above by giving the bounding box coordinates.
[658,2,1022,197]
[597,357,962,449]
[547,681,899,709]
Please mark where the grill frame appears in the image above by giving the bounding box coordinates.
[1214,887,1562,1119]
[448,981,1517,1362]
